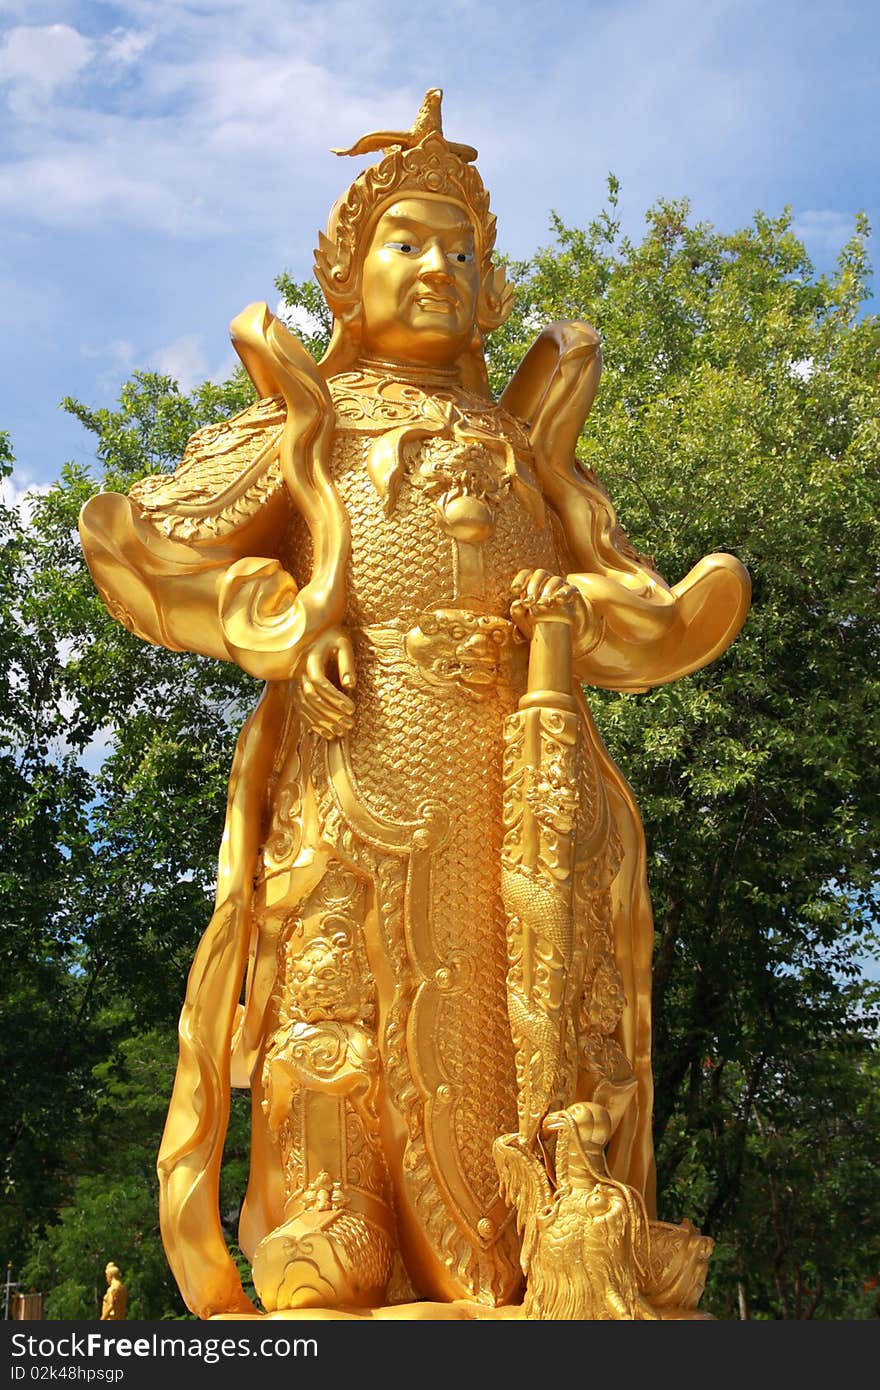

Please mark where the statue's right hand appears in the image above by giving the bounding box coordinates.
[292,627,356,739]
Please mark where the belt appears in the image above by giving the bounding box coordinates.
[357,608,526,699]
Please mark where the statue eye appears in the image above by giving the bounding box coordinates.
[385,241,419,255]
[449,251,474,264]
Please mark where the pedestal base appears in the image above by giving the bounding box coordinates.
[211,1299,712,1321]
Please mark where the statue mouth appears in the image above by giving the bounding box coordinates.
[415,293,457,312]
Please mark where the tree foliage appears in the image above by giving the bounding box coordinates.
[2,189,878,1318]
[1,434,97,1272]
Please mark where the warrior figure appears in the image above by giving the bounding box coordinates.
[79,90,749,1319]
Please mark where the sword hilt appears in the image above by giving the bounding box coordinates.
[519,615,578,713]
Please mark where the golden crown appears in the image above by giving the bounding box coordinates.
[314,89,505,323]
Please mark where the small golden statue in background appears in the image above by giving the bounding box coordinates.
[79,90,747,1319]
[100,1263,128,1321]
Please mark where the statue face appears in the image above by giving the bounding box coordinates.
[359,197,480,366]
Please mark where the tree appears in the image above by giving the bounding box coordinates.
[21,1028,254,1319]
[0,433,98,1271]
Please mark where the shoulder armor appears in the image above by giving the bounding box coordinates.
[131,395,286,543]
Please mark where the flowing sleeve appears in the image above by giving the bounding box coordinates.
[500,321,751,692]
[79,303,349,682]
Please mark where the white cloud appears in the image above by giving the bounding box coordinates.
[275,300,323,338]
[150,334,210,390]
[79,332,233,396]
[80,338,137,396]
[150,334,236,391]
[82,338,136,370]
[0,23,93,113]
[103,27,153,69]
[0,68,393,235]
[0,2,435,234]
[0,465,52,522]
[0,23,93,88]
[0,139,198,230]
[792,209,856,256]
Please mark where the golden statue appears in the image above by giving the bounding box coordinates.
[79,90,749,1320]
[100,1263,128,1321]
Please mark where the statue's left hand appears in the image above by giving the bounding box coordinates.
[510,568,594,649]
[292,627,356,739]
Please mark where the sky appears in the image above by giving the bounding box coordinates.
[0,0,878,504]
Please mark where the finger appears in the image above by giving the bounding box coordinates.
[301,675,333,714]
[315,683,356,716]
[322,712,354,738]
[305,650,326,683]
[524,569,551,606]
[305,647,356,707]
[300,686,354,729]
[302,668,355,716]
[336,635,356,690]
[541,576,567,600]
[511,568,532,594]
[304,705,352,740]
[526,569,553,604]
[509,599,532,634]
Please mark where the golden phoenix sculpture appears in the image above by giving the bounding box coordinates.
[79,90,749,1320]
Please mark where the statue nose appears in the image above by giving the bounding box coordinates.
[421,242,452,279]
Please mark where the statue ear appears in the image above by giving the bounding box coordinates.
[478,264,515,332]
[314,231,356,320]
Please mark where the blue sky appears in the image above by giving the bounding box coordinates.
[1,0,878,503]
